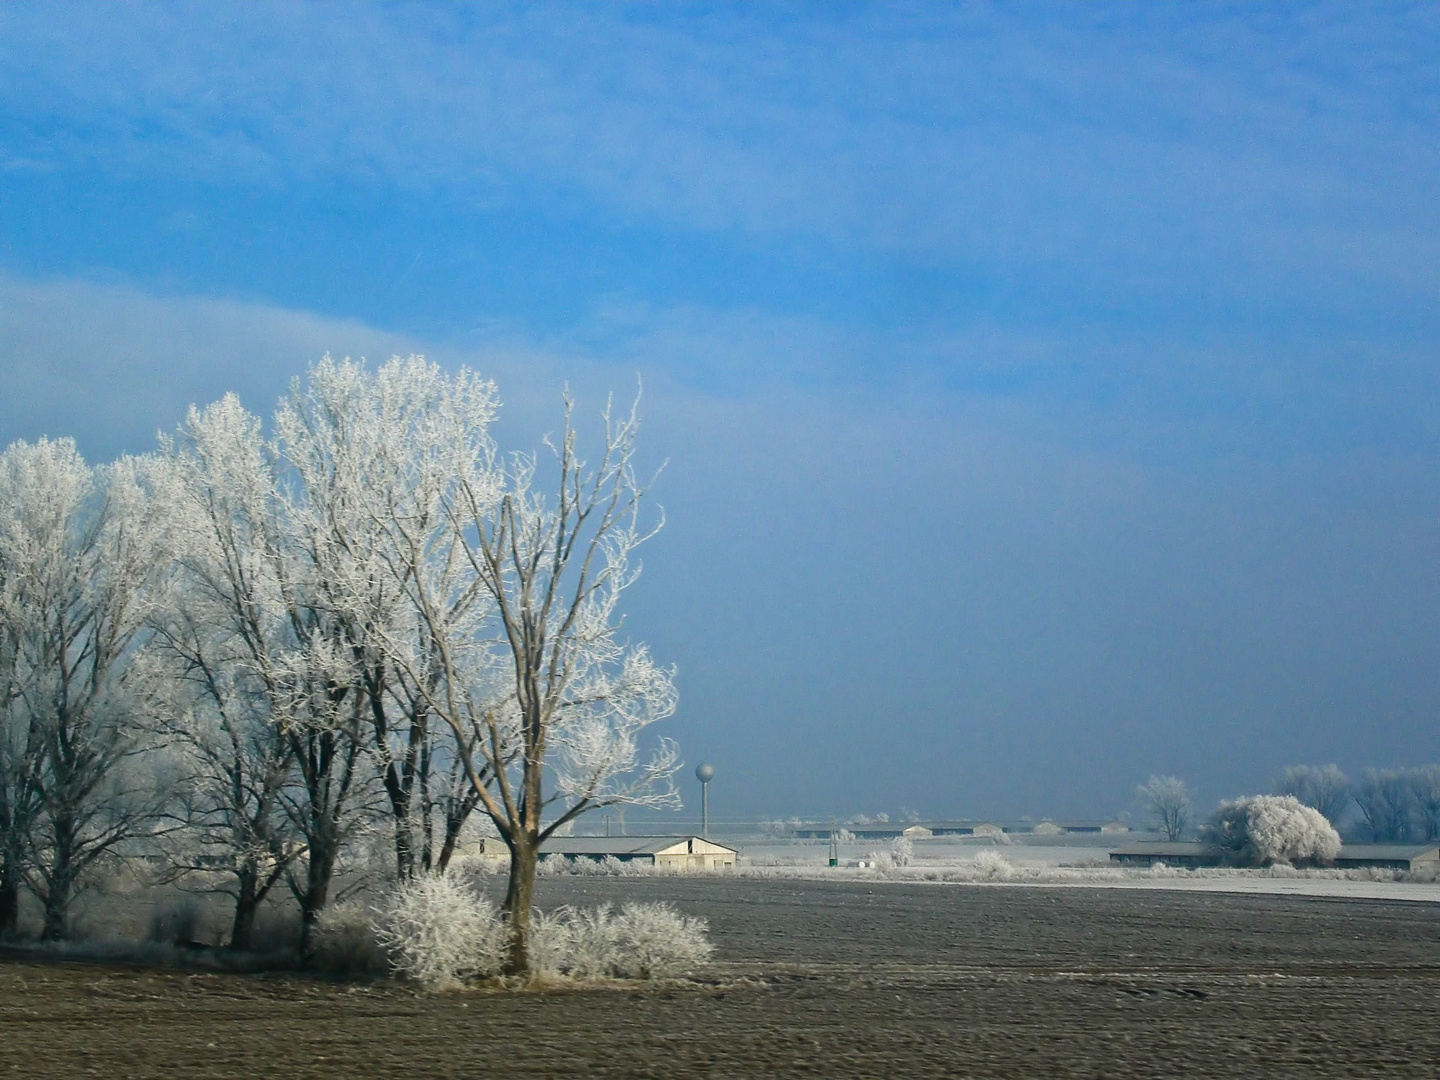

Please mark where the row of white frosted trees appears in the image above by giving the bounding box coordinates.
[0,357,680,972]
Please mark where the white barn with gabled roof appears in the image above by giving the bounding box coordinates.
[537,835,737,870]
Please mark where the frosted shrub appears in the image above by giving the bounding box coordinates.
[973,849,1014,881]
[532,904,622,978]
[528,906,573,976]
[529,902,712,980]
[890,837,914,868]
[1203,794,1342,867]
[613,902,714,978]
[374,875,507,989]
[312,900,386,974]
[539,854,639,877]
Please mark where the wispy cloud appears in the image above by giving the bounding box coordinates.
[2,3,1437,309]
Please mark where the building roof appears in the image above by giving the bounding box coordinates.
[1334,844,1440,861]
[1110,842,1440,863]
[1109,841,1219,857]
[795,818,1129,837]
[539,835,738,857]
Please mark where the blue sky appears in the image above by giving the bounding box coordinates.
[2,2,1438,822]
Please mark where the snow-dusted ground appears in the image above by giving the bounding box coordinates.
[1059,875,1440,902]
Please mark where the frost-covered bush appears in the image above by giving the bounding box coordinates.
[890,837,914,868]
[1202,794,1341,867]
[613,902,714,978]
[532,904,622,978]
[374,874,507,989]
[972,849,1014,881]
[537,855,571,876]
[537,853,640,877]
[312,900,386,974]
[530,902,712,980]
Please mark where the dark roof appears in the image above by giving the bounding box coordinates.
[539,835,737,857]
[1110,842,1440,864]
[1109,842,1218,857]
[1334,844,1440,861]
[796,819,1127,836]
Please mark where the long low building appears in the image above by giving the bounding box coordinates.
[792,819,1130,840]
[1333,845,1440,871]
[538,835,738,870]
[1109,841,1440,871]
[1109,841,1223,868]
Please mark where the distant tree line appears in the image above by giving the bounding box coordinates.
[1138,765,1440,844]
[0,357,678,972]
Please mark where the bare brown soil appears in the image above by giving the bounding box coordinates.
[4,877,1439,1078]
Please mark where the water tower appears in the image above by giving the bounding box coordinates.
[695,762,714,839]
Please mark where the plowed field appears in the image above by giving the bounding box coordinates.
[4,878,1439,1078]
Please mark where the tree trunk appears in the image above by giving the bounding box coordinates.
[297,840,335,957]
[41,813,78,941]
[0,856,19,938]
[41,880,70,941]
[392,818,416,882]
[435,815,462,875]
[0,794,20,937]
[228,860,262,952]
[502,837,537,975]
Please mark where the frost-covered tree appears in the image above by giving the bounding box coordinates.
[1202,794,1341,866]
[0,357,680,964]
[1353,768,1414,842]
[0,439,168,938]
[1272,764,1350,827]
[156,396,378,950]
[273,357,499,880]
[0,514,39,936]
[148,401,307,949]
[379,384,679,974]
[1137,775,1192,841]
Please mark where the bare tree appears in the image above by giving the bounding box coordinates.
[0,439,168,938]
[1370,770,1414,840]
[377,378,680,974]
[1272,764,1350,826]
[1137,775,1192,841]
[1353,768,1414,842]
[1407,766,1440,841]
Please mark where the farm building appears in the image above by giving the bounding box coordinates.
[1109,842,1223,868]
[1332,845,1440,872]
[791,819,1130,839]
[1109,842,1440,871]
[536,835,738,870]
